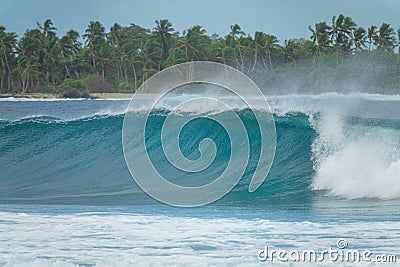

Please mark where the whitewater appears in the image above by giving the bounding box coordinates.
[0,94,400,266]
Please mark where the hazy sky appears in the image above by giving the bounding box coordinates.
[1,0,399,42]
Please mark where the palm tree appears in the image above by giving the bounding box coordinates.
[139,36,158,83]
[35,20,60,87]
[283,39,300,63]
[108,23,125,81]
[397,29,400,54]
[211,38,235,66]
[283,39,313,63]
[166,47,185,66]
[330,15,343,49]
[353,27,367,51]
[83,21,106,71]
[16,32,41,93]
[228,24,245,70]
[16,29,43,90]
[264,34,279,70]
[153,19,175,70]
[309,22,332,58]
[330,15,356,55]
[367,25,377,51]
[375,23,396,52]
[178,25,210,61]
[36,19,57,37]
[0,27,17,91]
[125,23,149,89]
[59,29,81,78]
[252,31,265,71]
[97,46,112,79]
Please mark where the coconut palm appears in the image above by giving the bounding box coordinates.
[16,29,44,90]
[153,19,175,70]
[108,23,125,81]
[252,31,265,70]
[309,22,332,56]
[139,38,158,82]
[367,25,377,51]
[36,19,57,37]
[397,29,400,53]
[166,47,185,66]
[178,25,210,61]
[353,27,367,51]
[263,34,279,70]
[283,39,300,63]
[35,20,60,86]
[0,27,17,91]
[330,15,356,55]
[375,23,396,52]
[227,24,245,70]
[59,30,81,79]
[83,21,106,70]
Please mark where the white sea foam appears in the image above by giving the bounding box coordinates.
[311,112,400,199]
[0,209,398,266]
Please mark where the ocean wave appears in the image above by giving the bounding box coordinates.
[310,113,400,199]
[1,97,400,203]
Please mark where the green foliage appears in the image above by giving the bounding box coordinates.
[57,78,89,98]
[116,80,135,92]
[85,74,114,93]
[0,15,399,96]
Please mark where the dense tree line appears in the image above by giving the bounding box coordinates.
[0,14,399,95]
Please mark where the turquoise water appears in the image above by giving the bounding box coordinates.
[0,94,399,266]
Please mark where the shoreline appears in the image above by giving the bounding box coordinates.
[0,93,133,99]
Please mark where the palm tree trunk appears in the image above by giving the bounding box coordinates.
[238,45,244,71]
[261,57,268,70]
[0,72,3,92]
[64,64,71,78]
[118,59,123,80]
[92,56,96,71]
[21,72,29,94]
[116,62,120,80]
[252,45,257,72]
[123,61,128,84]
[132,63,137,91]
[1,59,5,92]
[46,70,50,85]
[159,42,163,71]
[267,50,274,71]
[3,50,12,91]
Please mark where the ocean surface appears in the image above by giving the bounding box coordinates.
[0,93,400,266]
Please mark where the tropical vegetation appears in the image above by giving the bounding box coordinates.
[0,15,399,96]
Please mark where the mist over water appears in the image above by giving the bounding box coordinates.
[248,53,400,95]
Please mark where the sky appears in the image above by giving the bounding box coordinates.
[1,0,399,42]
